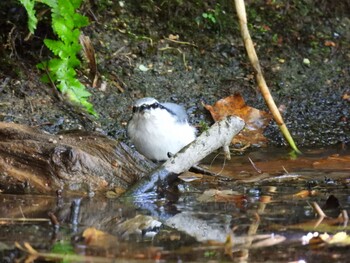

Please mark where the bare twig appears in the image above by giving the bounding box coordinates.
[164,37,198,47]
[311,201,327,218]
[342,210,349,227]
[79,34,99,88]
[233,0,301,154]
[248,157,262,173]
[0,218,50,222]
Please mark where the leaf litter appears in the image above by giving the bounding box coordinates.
[203,94,272,147]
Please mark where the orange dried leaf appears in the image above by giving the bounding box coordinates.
[82,227,118,247]
[342,92,350,101]
[324,40,336,47]
[204,94,272,146]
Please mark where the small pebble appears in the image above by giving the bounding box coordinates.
[303,58,311,66]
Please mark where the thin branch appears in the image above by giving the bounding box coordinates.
[233,0,301,154]
[164,37,198,47]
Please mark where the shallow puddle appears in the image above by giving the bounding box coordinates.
[1,146,350,262]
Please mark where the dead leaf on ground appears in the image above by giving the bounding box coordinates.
[82,227,118,247]
[203,94,272,146]
[324,40,336,47]
[342,92,350,101]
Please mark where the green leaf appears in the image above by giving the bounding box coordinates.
[67,55,81,68]
[41,0,57,8]
[57,80,69,93]
[44,39,65,56]
[40,74,51,83]
[36,0,96,115]
[51,241,75,255]
[70,0,83,9]
[52,18,74,43]
[72,13,89,28]
[82,101,98,116]
[36,61,48,71]
[19,0,38,33]
[67,77,91,98]
[57,0,74,19]
[47,59,71,85]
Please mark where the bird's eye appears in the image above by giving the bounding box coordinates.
[132,106,138,113]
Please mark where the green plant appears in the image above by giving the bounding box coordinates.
[196,3,224,31]
[202,12,217,24]
[19,0,97,116]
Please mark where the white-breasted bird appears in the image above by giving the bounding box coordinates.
[127,97,196,161]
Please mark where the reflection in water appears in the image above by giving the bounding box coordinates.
[0,146,350,262]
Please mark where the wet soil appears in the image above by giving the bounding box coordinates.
[0,0,349,147]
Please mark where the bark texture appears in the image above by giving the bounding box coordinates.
[0,122,154,195]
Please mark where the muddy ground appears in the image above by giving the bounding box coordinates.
[0,0,349,147]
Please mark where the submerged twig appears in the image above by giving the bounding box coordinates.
[248,157,262,174]
[311,201,327,228]
[0,218,50,222]
[311,202,327,218]
[341,210,349,227]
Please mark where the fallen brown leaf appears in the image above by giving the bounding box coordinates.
[82,227,118,247]
[203,94,272,146]
[342,92,350,101]
[324,40,336,47]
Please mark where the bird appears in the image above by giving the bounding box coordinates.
[127,97,196,161]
